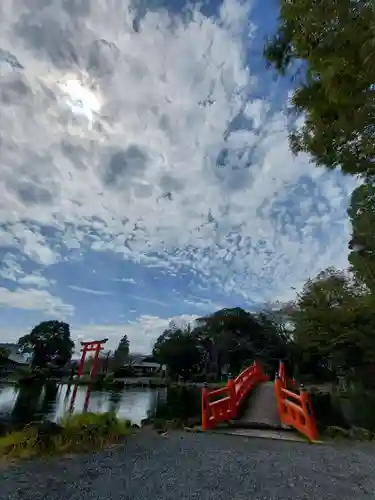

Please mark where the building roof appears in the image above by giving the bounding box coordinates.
[131,362,161,369]
[0,343,29,365]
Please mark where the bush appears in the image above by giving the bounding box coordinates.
[154,386,201,423]
[16,367,51,384]
[103,373,115,384]
[0,412,132,460]
[309,391,348,430]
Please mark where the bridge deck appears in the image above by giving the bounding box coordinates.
[236,381,283,429]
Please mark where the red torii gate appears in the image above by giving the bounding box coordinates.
[76,338,108,379]
[69,338,108,413]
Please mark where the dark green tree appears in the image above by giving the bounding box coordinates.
[0,347,10,374]
[289,267,375,384]
[348,181,375,289]
[0,347,9,359]
[264,0,375,177]
[153,327,201,378]
[194,307,288,376]
[113,335,130,370]
[18,320,74,368]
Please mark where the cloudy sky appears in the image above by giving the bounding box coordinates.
[0,0,356,354]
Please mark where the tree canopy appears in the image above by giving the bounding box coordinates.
[18,320,74,368]
[264,0,375,177]
[113,335,130,369]
[152,307,290,379]
[348,181,375,289]
[284,267,375,386]
[153,326,201,378]
[0,347,9,359]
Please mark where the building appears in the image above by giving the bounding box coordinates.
[125,354,162,376]
[0,343,29,374]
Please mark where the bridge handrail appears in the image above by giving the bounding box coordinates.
[201,360,269,431]
[208,386,229,397]
[275,361,319,442]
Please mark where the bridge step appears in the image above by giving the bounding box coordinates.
[237,381,282,429]
[228,420,291,431]
[186,426,306,442]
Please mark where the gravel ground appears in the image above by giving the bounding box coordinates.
[1,430,375,500]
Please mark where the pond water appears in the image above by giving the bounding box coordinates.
[0,382,166,425]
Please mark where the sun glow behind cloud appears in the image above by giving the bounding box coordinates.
[57,75,102,123]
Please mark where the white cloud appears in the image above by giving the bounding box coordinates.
[129,295,168,307]
[115,277,137,284]
[0,0,355,309]
[0,287,74,316]
[0,252,52,288]
[18,274,51,288]
[68,285,111,296]
[74,314,197,354]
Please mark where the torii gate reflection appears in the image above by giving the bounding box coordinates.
[69,339,108,413]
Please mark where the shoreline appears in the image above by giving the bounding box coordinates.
[0,377,227,389]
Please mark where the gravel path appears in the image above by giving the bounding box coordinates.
[1,431,375,500]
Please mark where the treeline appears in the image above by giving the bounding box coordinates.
[0,321,130,375]
[152,266,375,390]
[152,309,290,381]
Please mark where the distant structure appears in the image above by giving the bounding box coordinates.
[0,343,29,364]
[0,343,29,375]
[124,353,162,376]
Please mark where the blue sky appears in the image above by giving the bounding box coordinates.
[0,0,356,354]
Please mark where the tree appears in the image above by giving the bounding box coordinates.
[0,348,10,372]
[18,321,74,368]
[264,0,375,177]
[289,267,375,385]
[153,327,201,379]
[113,335,130,370]
[0,347,9,359]
[194,307,288,376]
[347,181,375,289]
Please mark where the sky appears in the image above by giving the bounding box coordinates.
[0,0,357,354]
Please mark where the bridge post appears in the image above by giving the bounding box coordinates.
[201,382,209,431]
[300,385,318,441]
[274,372,284,419]
[227,374,236,419]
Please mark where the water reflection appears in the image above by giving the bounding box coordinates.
[0,383,164,425]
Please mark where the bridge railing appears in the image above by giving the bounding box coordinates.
[274,361,319,442]
[201,360,269,431]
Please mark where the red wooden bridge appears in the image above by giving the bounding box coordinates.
[201,360,319,442]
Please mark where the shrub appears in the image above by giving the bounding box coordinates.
[103,373,115,384]
[309,391,348,430]
[0,412,132,460]
[154,386,201,423]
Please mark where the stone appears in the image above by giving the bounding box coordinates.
[348,426,373,441]
[324,426,350,439]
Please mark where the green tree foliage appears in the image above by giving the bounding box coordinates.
[288,267,375,384]
[113,335,130,370]
[0,348,10,372]
[195,308,288,375]
[347,182,375,289]
[153,327,201,378]
[0,348,9,359]
[264,0,375,176]
[18,321,74,368]
[152,308,289,379]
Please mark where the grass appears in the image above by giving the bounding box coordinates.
[0,412,132,461]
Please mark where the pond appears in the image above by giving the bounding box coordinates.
[0,382,167,426]
[0,382,203,428]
